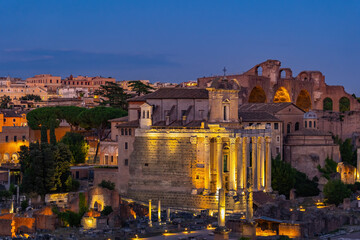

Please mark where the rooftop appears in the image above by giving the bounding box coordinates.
[128,88,209,102]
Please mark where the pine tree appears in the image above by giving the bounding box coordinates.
[50,126,57,145]
[41,125,48,143]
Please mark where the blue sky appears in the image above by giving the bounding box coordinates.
[0,0,359,94]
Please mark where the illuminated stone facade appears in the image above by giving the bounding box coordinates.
[118,85,272,210]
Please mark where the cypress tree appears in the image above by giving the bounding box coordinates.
[40,125,48,143]
[50,126,57,145]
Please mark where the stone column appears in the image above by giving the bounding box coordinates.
[265,137,272,192]
[204,137,211,194]
[357,148,360,181]
[261,137,265,189]
[167,208,171,222]
[229,137,236,194]
[158,200,161,224]
[218,188,226,227]
[251,137,257,191]
[257,137,262,191]
[216,136,223,191]
[244,137,250,191]
[237,137,243,190]
[148,199,152,227]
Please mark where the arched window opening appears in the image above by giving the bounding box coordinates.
[323,98,333,111]
[223,106,227,121]
[280,70,286,78]
[339,97,350,112]
[296,89,312,112]
[295,122,300,131]
[257,66,263,76]
[146,110,150,119]
[287,123,291,134]
[248,86,267,103]
[309,121,312,128]
[142,110,145,118]
[274,87,291,103]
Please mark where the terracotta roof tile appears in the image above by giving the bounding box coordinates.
[128,88,209,102]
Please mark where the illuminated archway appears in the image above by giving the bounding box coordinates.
[248,86,267,103]
[296,89,312,112]
[273,87,291,103]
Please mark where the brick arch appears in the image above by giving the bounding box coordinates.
[255,65,263,76]
[248,86,267,103]
[339,96,350,112]
[273,87,291,103]
[296,89,312,112]
[323,97,333,111]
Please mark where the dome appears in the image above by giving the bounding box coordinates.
[210,78,240,90]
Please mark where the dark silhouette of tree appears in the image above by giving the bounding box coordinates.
[60,132,89,164]
[20,94,42,102]
[94,82,129,110]
[0,95,11,109]
[129,80,154,96]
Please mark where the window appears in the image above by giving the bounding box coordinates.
[111,156,114,163]
[76,171,79,179]
[314,121,316,128]
[121,129,124,135]
[125,129,128,135]
[276,147,280,154]
[287,123,291,134]
[305,121,307,128]
[5,136,8,142]
[125,142,128,149]
[144,163,148,167]
[274,123,279,130]
[223,155,228,172]
[129,129,132,135]
[223,106,227,121]
[22,136,26,141]
[124,159,128,166]
[105,155,109,164]
[3,119,6,123]
[309,121,312,128]
[266,123,271,129]
[276,136,280,143]
[14,136,17,142]
[13,118,16,122]
[295,122,300,131]
[147,110,150,118]
[142,110,145,118]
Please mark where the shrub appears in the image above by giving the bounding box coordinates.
[101,206,113,216]
[21,200,29,211]
[98,180,115,190]
[323,179,351,206]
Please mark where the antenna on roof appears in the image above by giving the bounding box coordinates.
[223,67,227,79]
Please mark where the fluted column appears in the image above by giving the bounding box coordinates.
[216,136,223,191]
[251,137,257,190]
[237,137,243,190]
[244,137,250,190]
[204,137,211,194]
[260,137,265,189]
[265,137,272,192]
[229,137,236,194]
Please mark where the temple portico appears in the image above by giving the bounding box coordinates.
[200,134,272,195]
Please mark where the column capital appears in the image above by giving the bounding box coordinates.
[230,137,236,145]
[216,136,222,143]
[204,136,210,145]
[238,137,243,144]
[190,136,197,145]
[251,136,257,143]
[244,137,250,144]
[265,137,272,143]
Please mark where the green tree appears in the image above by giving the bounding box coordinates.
[323,179,351,206]
[94,82,129,109]
[339,97,350,112]
[317,157,338,180]
[101,206,113,216]
[0,95,11,109]
[78,107,127,162]
[41,125,48,143]
[50,126,56,145]
[60,132,89,164]
[27,107,60,130]
[98,180,115,190]
[128,80,154,96]
[334,136,356,166]
[53,143,72,192]
[272,155,319,198]
[55,106,86,130]
[20,94,42,102]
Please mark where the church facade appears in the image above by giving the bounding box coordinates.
[116,85,272,210]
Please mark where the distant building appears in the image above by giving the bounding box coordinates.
[26,74,62,92]
[62,75,116,93]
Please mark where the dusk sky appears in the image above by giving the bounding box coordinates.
[0,1,359,94]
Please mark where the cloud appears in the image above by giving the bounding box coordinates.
[0,49,178,77]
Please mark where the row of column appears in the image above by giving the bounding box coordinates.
[203,136,272,194]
